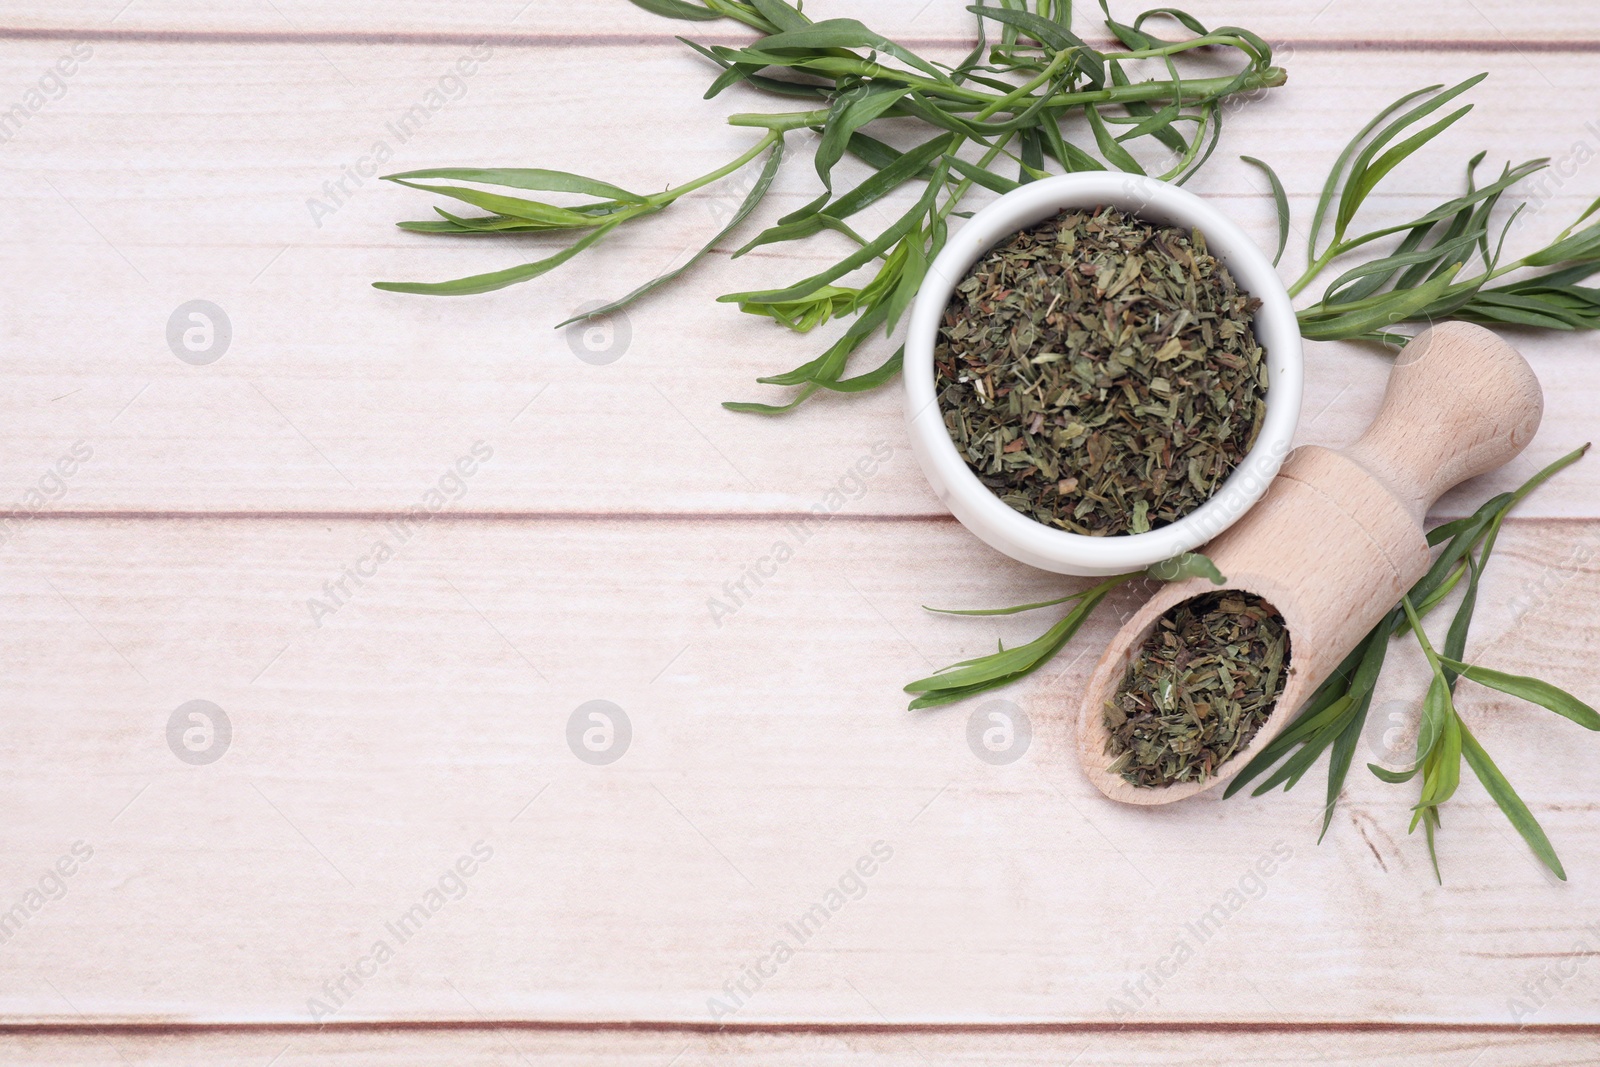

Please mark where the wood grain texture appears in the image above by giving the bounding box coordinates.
[0,42,1596,516]
[4,0,1600,45]
[0,517,1598,1023]
[3,0,1600,1053]
[5,1024,1600,1066]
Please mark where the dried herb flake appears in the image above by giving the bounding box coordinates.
[937,207,1268,536]
[1105,591,1290,788]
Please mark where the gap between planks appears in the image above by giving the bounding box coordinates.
[3,1020,1600,1036]
[2,27,1600,52]
[5,511,1590,525]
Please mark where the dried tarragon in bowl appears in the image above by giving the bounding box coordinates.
[935,207,1268,536]
[1105,591,1290,788]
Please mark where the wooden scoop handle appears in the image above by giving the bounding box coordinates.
[1343,322,1544,525]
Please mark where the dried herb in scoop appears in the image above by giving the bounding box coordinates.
[936,208,1268,536]
[1105,591,1289,788]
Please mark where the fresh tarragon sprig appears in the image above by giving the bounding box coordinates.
[1228,444,1596,882]
[907,447,1596,881]
[903,551,1223,709]
[374,0,1285,412]
[1242,75,1600,344]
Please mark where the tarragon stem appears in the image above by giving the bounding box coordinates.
[375,0,1286,411]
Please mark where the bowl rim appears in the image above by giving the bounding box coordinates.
[902,172,1304,575]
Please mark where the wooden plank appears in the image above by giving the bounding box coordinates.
[0,515,1597,1022]
[2,0,1598,45]
[0,43,1595,517]
[0,0,1594,1046]
[4,1025,1600,1066]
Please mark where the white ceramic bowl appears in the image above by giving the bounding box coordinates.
[904,172,1303,576]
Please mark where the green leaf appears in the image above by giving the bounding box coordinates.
[1241,155,1289,266]
[1086,105,1145,174]
[397,213,554,235]
[923,582,1123,617]
[1252,723,1344,796]
[1258,693,1357,770]
[749,0,810,31]
[1225,636,1373,799]
[737,286,859,332]
[1369,762,1419,784]
[903,576,1128,706]
[737,133,954,256]
[1525,216,1600,268]
[1321,700,1368,839]
[1245,695,1354,796]
[1413,514,1500,604]
[373,221,619,296]
[1297,263,1461,340]
[628,0,723,20]
[688,39,770,101]
[882,229,930,332]
[1111,59,1188,154]
[1440,534,1488,688]
[1111,97,1186,148]
[1438,658,1600,730]
[1018,126,1045,184]
[1423,806,1442,883]
[1505,443,1591,507]
[964,5,1105,88]
[1431,712,1463,807]
[756,298,891,386]
[844,131,931,173]
[819,345,905,392]
[721,383,820,415]
[1134,6,1210,37]
[720,159,948,306]
[1167,103,1224,185]
[1406,561,1466,621]
[1145,552,1224,584]
[382,167,647,204]
[1402,596,1453,764]
[1339,222,1452,306]
[814,84,911,191]
[1333,74,1486,242]
[383,179,614,228]
[948,155,1023,193]
[1462,293,1590,330]
[1321,227,1484,309]
[1426,513,1491,548]
[1308,83,1441,258]
[1039,116,1105,174]
[1335,156,1541,261]
[1337,104,1475,238]
[828,134,955,220]
[1459,721,1566,880]
[555,135,785,326]
[1099,0,1155,50]
[752,19,950,82]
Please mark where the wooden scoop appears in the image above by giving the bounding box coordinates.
[1074,322,1545,805]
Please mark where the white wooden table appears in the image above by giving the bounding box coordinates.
[3,2,1600,1063]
